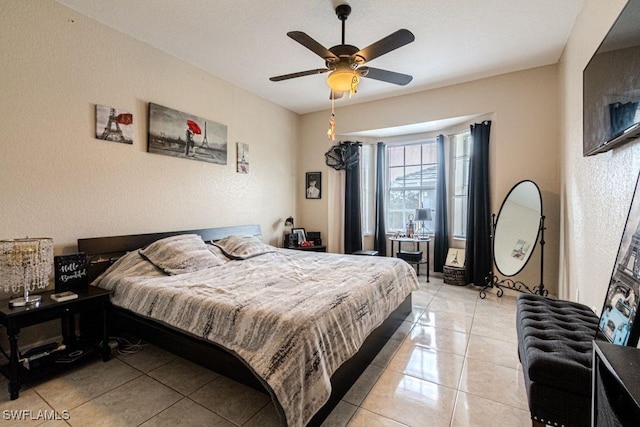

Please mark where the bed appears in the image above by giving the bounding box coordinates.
[78,225,419,426]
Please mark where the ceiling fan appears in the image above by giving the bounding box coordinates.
[269,4,415,99]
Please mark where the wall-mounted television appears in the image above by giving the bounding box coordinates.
[583,0,640,156]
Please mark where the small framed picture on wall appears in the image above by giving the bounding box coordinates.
[306,172,321,199]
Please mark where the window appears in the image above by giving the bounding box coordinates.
[386,141,437,233]
[451,130,471,238]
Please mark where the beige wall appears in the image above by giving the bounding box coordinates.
[0,0,298,317]
[299,65,560,293]
[6,0,638,347]
[558,0,640,310]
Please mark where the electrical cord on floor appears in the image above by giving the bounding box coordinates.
[110,336,148,355]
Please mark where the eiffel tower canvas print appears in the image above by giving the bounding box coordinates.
[95,104,133,144]
[147,102,227,165]
[599,171,640,346]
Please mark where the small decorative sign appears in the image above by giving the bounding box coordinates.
[54,253,88,292]
[445,248,466,267]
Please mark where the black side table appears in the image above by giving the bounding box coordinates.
[0,286,112,400]
[389,237,431,282]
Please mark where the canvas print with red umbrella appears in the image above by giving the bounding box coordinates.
[96,104,133,144]
[147,102,227,165]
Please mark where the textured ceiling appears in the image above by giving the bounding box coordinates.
[55,0,584,115]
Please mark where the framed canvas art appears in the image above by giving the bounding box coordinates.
[598,171,640,346]
[305,172,321,199]
[237,142,249,173]
[292,228,306,245]
[95,105,133,144]
[445,248,466,267]
[147,102,227,165]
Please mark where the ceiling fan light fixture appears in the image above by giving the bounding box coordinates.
[327,69,359,94]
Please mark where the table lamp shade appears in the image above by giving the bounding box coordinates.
[416,208,432,221]
[0,238,53,306]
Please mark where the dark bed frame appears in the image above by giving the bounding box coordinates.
[78,225,412,426]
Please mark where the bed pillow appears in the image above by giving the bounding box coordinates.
[139,234,224,275]
[212,234,275,259]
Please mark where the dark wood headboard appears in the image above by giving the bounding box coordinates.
[78,224,262,282]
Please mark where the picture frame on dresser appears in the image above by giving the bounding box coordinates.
[598,171,640,347]
[292,228,306,245]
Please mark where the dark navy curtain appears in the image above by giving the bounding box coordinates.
[374,142,387,256]
[434,134,448,272]
[465,121,492,286]
[344,142,362,254]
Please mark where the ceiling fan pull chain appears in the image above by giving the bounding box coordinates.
[327,95,336,140]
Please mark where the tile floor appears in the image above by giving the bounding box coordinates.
[0,277,531,426]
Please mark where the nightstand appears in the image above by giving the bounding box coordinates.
[0,286,112,400]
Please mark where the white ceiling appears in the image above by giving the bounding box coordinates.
[55,0,584,116]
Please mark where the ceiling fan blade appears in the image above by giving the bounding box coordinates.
[287,31,339,62]
[329,90,344,100]
[270,68,329,82]
[360,67,413,86]
[352,29,415,63]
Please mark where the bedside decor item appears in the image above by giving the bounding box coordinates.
[95,104,133,144]
[306,172,321,199]
[54,253,88,292]
[148,102,227,165]
[415,207,432,239]
[0,238,54,307]
[50,291,78,302]
[292,228,307,245]
[306,231,322,246]
[283,216,295,248]
[236,142,249,173]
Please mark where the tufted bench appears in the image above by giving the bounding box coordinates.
[516,294,605,427]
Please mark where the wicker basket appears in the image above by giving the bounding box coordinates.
[443,265,466,286]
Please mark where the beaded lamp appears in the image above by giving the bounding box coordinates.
[0,238,53,307]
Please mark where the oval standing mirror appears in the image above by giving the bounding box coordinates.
[493,180,542,277]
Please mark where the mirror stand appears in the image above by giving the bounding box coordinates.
[479,215,548,299]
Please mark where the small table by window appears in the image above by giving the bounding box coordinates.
[0,286,112,400]
[390,237,430,282]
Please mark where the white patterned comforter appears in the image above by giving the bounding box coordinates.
[93,248,419,426]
